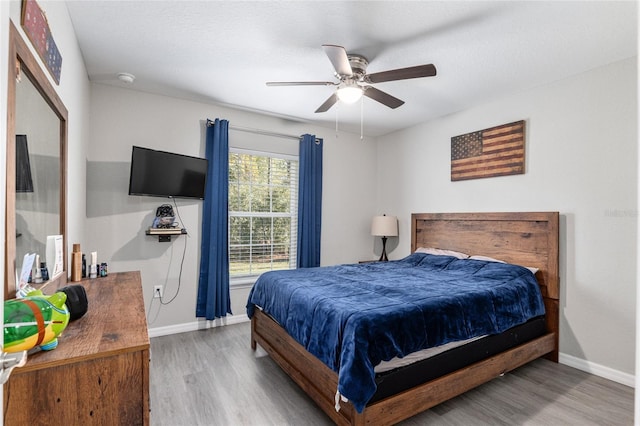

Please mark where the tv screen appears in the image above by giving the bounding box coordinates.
[128,146,208,199]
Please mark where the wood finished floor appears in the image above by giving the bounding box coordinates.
[150,322,634,425]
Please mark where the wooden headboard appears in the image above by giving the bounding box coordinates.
[411,212,560,360]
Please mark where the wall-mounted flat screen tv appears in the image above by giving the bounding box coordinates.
[128,146,208,199]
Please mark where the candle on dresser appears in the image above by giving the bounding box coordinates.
[71,243,82,282]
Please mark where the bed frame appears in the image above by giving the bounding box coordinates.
[251,212,559,425]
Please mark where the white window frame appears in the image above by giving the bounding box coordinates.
[229,147,298,288]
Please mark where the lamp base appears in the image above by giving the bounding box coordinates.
[378,236,389,262]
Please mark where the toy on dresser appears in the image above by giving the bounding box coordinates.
[4,292,70,353]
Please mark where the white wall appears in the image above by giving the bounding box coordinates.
[87,83,377,330]
[376,57,637,379]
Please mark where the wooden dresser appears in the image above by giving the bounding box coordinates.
[4,271,150,425]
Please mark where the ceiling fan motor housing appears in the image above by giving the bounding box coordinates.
[346,54,368,78]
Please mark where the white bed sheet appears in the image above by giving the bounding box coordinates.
[374,335,485,373]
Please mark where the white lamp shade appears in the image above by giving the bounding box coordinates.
[337,86,363,104]
[371,215,398,237]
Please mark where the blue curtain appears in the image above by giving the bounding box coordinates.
[196,118,232,319]
[297,134,323,268]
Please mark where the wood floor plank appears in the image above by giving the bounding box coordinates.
[150,322,633,425]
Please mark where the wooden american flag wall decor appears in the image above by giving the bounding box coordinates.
[21,0,63,84]
[450,120,525,181]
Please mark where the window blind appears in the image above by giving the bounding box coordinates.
[229,150,298,277]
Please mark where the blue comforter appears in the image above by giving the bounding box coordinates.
[246,253,545,412]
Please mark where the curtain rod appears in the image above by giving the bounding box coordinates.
[206,119,320,143]
[231,125,301,141]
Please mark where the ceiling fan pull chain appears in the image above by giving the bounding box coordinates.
[335,104,339,138]
[360,96,364,140]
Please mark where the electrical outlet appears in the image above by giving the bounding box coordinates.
[153,285,163,299]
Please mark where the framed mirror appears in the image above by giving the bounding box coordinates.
[5,22,67,297]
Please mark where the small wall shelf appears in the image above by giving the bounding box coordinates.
[145,228,187,242]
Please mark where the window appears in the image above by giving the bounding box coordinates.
[229,149,298,281]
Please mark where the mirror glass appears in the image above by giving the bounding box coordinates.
[14,70,61,266]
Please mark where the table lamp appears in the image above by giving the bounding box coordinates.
[371,214,398,261]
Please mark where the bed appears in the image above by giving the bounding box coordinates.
[248,212,559,425]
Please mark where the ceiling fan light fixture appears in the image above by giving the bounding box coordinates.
[336,85,363,104]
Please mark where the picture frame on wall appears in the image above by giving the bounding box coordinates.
[21,0,63,84]
[451,120,525,181]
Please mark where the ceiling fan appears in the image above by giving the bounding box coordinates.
[266,45,437,113]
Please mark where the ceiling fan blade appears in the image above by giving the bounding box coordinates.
[322,45,352,76]
[363,87,405,109]
[366,64,437,83]
[266,81,337,86]
[315,93,339,113]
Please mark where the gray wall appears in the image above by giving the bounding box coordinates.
[86,84,378,329]
[375,57,637,379]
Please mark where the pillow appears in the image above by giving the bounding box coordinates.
[468,255,505,263]
[469,255,539,274]
[415,247,469,259]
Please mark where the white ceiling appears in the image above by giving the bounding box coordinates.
[65,1,637,137]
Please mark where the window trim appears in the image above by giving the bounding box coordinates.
[228,147,298,287]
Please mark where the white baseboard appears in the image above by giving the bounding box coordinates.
[559,352,635,388]
[148,314,250,338]
[149,322,635,389]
